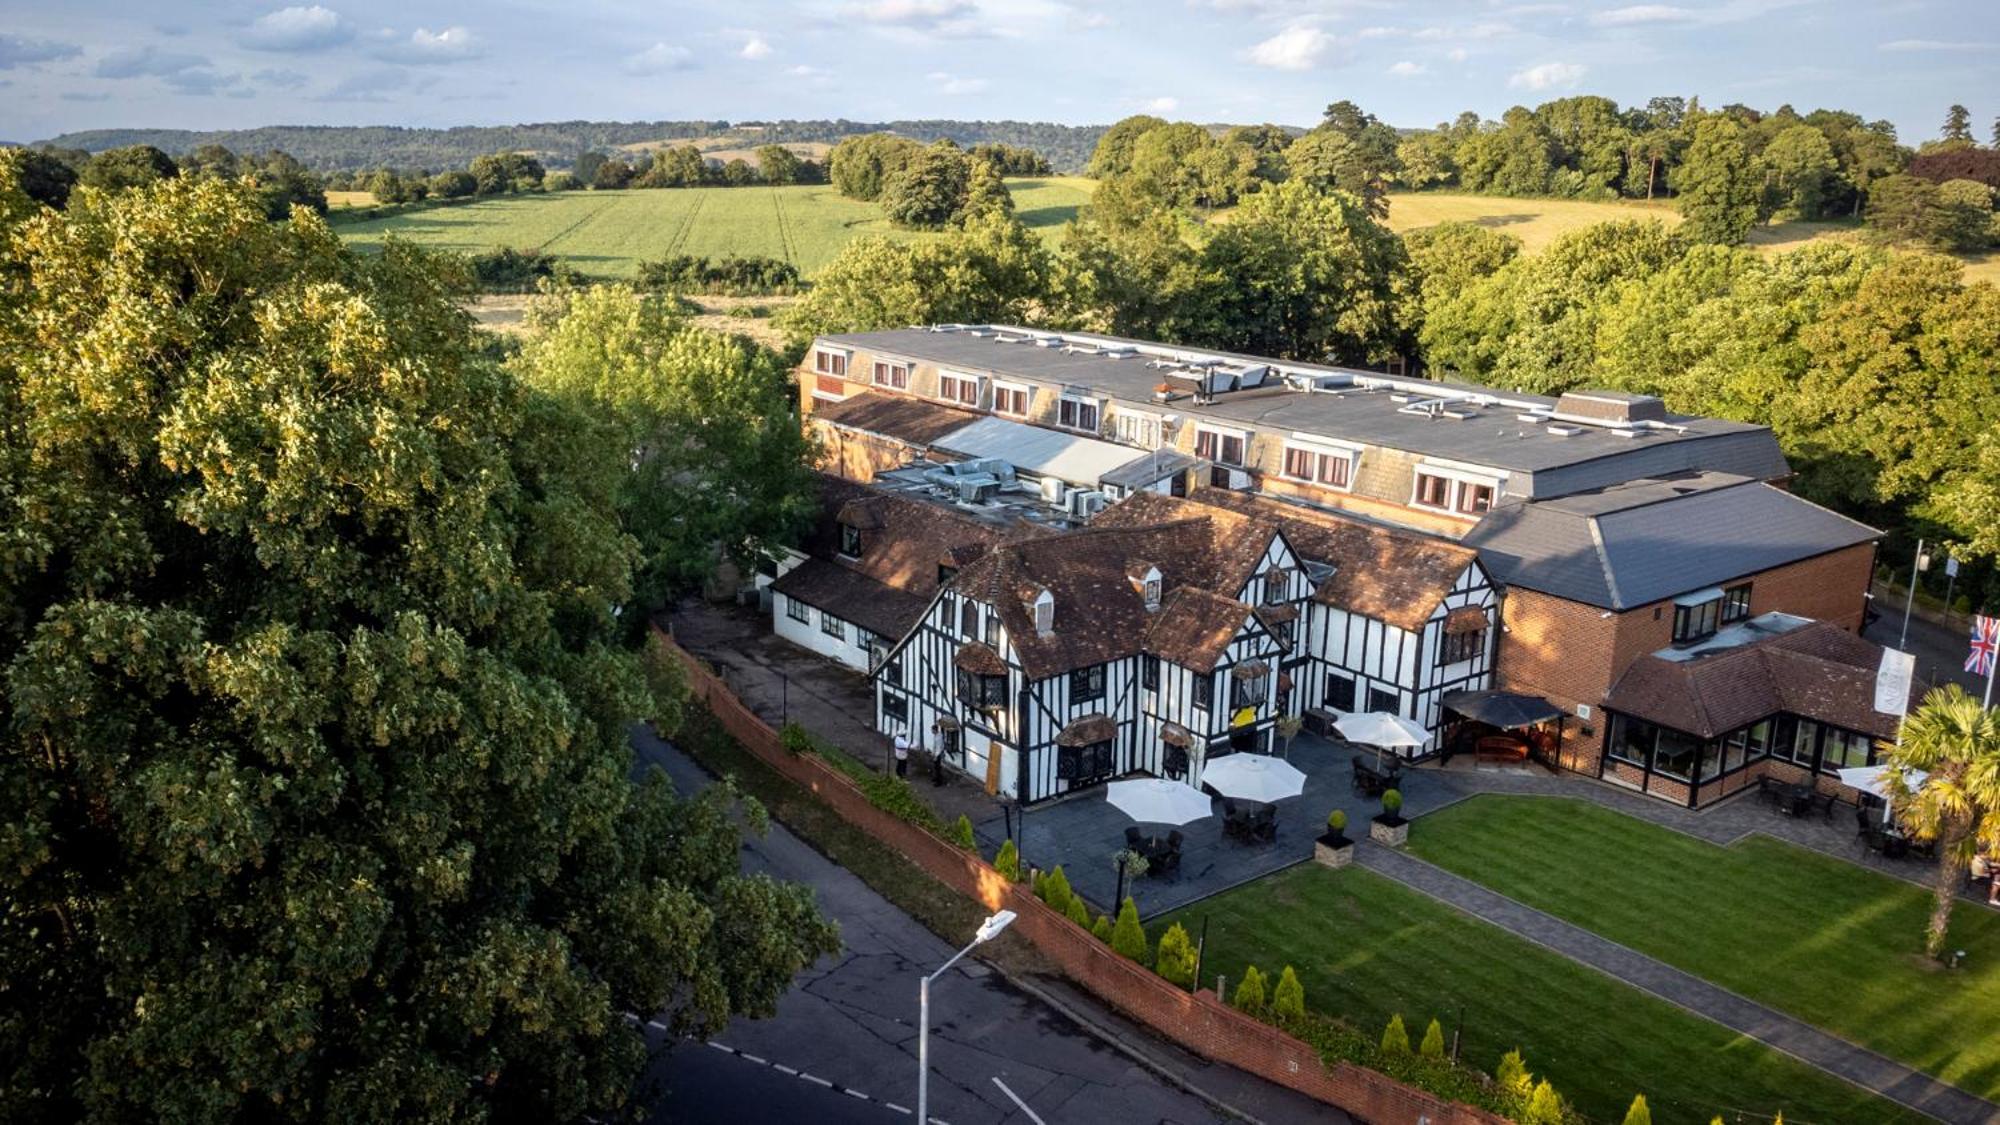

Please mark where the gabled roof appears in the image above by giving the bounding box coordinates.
[1186,488,1479,632]
[794,474,1016,611]
[810,391,980,446]
[770,560,928,640]
[1605,620,1908,739]
[1147,587,1257,674]
[1461,472,1880,611]
[1088,490,1278,599]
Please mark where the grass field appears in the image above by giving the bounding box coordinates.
[1159,864,1914,1123]
[1407,795,2000,1101]
[332,177,1093,278]
[324,189,377,209]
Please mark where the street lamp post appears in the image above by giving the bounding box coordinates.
[1900,540,1930,650]
[918,910,1016,1124]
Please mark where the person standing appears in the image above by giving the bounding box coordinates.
[893,729,910,779]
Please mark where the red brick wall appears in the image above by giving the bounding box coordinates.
[657,627,1508,1125]
[1498,543,1877,778]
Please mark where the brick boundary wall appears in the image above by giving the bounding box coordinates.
[657,625,1509,1125]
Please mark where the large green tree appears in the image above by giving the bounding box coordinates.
[780,212,1050,343]
[1197,181,1406,363]
[0,172,837,1123]
[878,142,973,229]
[1676,115,1764,243]
[514,286,820,608]
[1884,685,2000,960]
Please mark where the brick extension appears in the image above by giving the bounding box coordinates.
[657,626,1509,1125]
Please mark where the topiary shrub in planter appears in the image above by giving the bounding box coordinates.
[1315,808,1354,868]
[1371,787,1409,847]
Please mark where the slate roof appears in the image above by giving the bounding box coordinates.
[1461,472,1880,611]
[1186,488,1479,632]
[816,327,1790,495]
[770,560,929,640]
[1605,621,1908,740]
[810,391,981,446]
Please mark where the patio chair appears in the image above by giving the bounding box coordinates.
[1861,827,1890,856]
[1854,804,1872,836]
[1222,800,1247,840]
[1252,805,1277,843]
[1162,831,1184,876]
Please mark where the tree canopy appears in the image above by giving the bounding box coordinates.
[0,170,837,1123]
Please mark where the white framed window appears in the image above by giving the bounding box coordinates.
[1057,394,1101,434]
[1280,443,1356,490]
[1195,427,1247,466]
[786,597,811,624]
[939,370,983,408]
[992,381,1031,417]
[871,360,908,389]
[1112,410,1162,450]
[812,348,848,377]
[1412,464,1502,516]
[820,611,846,640]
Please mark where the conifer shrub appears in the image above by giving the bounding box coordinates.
[1232,965,1268,1014]
[1155,923,1198,988]
[995,839,1021,882]
[951,814,975,850]
[1380,1013,1411,1056]
[1272,965,1305,1021]
[1420,1017,1446,1059]
[1110,897,1150,963]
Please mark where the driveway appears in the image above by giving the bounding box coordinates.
[630,722,1339,1125]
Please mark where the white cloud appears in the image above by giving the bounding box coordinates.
[1591,5,1695,25]
[243,6,352,51]
[1446,46,1468,62]
[1354,26,1404,39]
[1509,60,1586,89]
[93,46,210,79]
[927,70,988,94]
[788,63,830,77]
[1413,21,1513,41]
[1247,24,1342,70]
[1144,95,1180,112]
[376,26,481,63]
[1387,60,1426,76]
[0,33,82,69]
[1879,38,1997,51]
[624,42,693,75]
[849,0,979,29]
[740,35,773,59]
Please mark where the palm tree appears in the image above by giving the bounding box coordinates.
[1883,685,2000,960]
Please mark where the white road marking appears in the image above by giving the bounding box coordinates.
[843,1088,870,1099]
[646,1020,669,1032]
[773,1063,799,1076]
[883,1103,911,1115]
[740,1052,767,1065]
[990,1076,1045,1125]
[705,1041,732,1053]
[801,1073,834,1088]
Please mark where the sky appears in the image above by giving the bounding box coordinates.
[0,0,1991,144]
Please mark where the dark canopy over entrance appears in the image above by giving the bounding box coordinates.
[1441,689,1563,730]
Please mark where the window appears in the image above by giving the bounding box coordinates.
[1070,664,1105,703]
[938,564,958,585]
[812,349,848,377]
[1033,591,1054,634]
[820,612,846,641]
[1194,428,1246,466]
[993,382,1030,416]
[938,371,981,407]
[1057,395,1101,434]
[960,600,980,637]
[1230,669,1267,710]
[1192,672,1213,711]
[1821,727,1873,773]
[1672,595,1722,645]
[786,597,812,624]
[1609,714,1653,767]
[1652,729,1700,781]
[1721,583,1753,624]
[1281,445,1353,489]
[885,654,902,684]
[1113,411,1161,449]
[1780,718,1819,767]
[838,524,862,558]
[1057,739,1115,782]
[1141,654,1159,691]
[956,668,1008,710]
[1325,673,1356,712]
[881,689,908,722]
[1367,687,1400,716]
[983,615,1001,648]
[1262,569,1287,605]
[1456,482,1494,515]
[1144,577,1161,608]
[1439,628,1484,665]
[1413,473,1452,510]
[871,360,908,389]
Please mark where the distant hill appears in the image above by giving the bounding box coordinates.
[34,119,1112,174]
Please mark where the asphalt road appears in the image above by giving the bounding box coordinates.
[1863,599,1986,699]
[630,724,1234,1125]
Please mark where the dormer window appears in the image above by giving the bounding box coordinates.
[812,348,848,377]
[1145,577,1161,609]
[1032,588,1054,635]
[1057,394,1101,434]
[1262,568,1288,605]
[871,360,908,389]
[939,370,982,408]
[1195,427,1247,467]
[838,523,862,559]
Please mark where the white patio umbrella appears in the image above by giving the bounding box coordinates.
[1333,710,1431,766]
[1200,753,1307,804]
[1105,778,1214,825]
[1837,764,1929,823]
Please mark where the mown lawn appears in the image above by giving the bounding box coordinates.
[333,177,1093,279]
[1408,795,2000,1102]
[1159,864,1915,1124]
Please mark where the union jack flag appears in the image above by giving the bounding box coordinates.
[1969,615,2000,676]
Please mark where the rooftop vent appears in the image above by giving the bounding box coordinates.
[1552,391,1668,426]
[1545,424,1581,437]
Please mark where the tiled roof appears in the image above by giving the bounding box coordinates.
[770,560,929,639]
[1056,714,1116,746]
[1186,488,1478,632]
[1146,587,1255,674]
[1605,622,1908,740]
[1463,473,1879,610]
[810,391,981,446]
[799,474,1013,602]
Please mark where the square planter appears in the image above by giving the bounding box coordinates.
[1370,814,1409,848]
[1314,833,1355,869]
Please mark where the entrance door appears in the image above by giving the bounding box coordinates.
[938,726,961,767]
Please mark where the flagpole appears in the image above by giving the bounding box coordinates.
[1986,624,1997,710]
